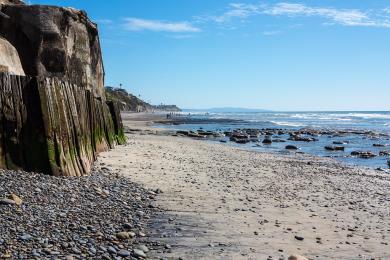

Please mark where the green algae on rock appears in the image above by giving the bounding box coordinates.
[0,73,125,176]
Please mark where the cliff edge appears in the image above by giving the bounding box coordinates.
[0,2,125,176]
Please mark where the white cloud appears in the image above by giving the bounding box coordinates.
[262,3,386,27]
[207,2,390,29]
[210,3,261,23]
[262,30,283,36]
[123,18,201,33]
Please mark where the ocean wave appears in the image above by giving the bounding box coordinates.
[270,121,306,127]
[341,113,390,119]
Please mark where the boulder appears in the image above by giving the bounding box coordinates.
[0,37,25,75]
[262,138,272,144]
[0,4,105,97]
[286,145,298,150]
[379,151,390,156]
[288,135,317,142]
[373,143,388,147]
[325,145,345,151]
[351,151,376,159]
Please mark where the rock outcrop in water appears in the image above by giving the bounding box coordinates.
[0,1,125,176]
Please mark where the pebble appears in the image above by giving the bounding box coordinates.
[137,244,149,253]
[288,255,308,260]
[118,249,131,257]
[294,235,304,241]
[0,169,157,259]
[133,248,147,258]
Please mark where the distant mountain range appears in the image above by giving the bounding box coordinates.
[183,107,271,113]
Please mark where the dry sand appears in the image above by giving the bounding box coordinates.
[97,112,390,260]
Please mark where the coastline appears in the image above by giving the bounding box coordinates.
[97,112,390,259]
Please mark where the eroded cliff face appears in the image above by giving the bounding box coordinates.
[0,4,105,97]
[0,2,125,176]
[0,37,25,75]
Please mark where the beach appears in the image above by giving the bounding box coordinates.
[96,112,390,259]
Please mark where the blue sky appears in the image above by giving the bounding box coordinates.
[30,0,390,111]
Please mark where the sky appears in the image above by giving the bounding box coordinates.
[29,0,390,111]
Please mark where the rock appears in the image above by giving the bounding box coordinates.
[133,249,147,258]
[272,139,286,143]
[325,145,345,151]
[107,246,117,254]
[0,0,24,4]
[19,234,32,241]
[0,4,105,96]
[288,255,308,260]
[116,232,131,240]
[288,135,317,142]
[176,130,189,136]
[137,245,149,253]
[117,250,131,257]
[0,37,25,75]
[230,131,250,144]
[379,151,390,156]
[373,143,387,147]
[0,2,126,176]
[262,138,272,144]
[388,160,390,168]
[351,151,376,158]
[285,145,298,150]
[8,193,22,205]
[294,235,304,241]
[0,198,16,205]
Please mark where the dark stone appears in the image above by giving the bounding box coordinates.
[325,145,345,151]
[373,143,387,147]
[262,138,272,144]
[379,151,390,156]
[176,130,189,136]
[285,145,298,150]
[351,151,377,159]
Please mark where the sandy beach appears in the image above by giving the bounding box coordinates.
[97,112,390,260]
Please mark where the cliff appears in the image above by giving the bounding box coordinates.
[0,3,105,97]
[106,87,181,112]
[0,2,125,176]
[106,87,152,112]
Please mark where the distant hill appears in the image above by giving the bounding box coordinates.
[183,107,271,113]
[105,87,181,112]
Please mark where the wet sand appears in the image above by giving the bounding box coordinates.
[97,112,390,259]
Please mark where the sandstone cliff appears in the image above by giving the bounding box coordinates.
[0,2,124,176]
[0,37,25,75]
[0,3,105,97]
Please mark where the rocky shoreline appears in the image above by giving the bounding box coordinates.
[98,115,390,259]
[0,168,163,259]
[169,126,390,170]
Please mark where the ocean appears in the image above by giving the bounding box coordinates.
[158,111,390,170]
